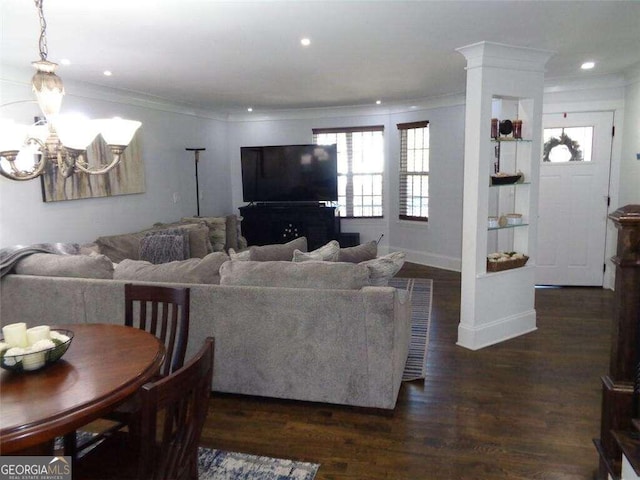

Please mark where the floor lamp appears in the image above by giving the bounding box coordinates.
[186,147,205,217]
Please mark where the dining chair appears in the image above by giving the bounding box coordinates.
[65,283,191,457]
[74,337,215,480]
[124,283,191,377]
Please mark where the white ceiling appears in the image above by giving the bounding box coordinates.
[1,0,639,114]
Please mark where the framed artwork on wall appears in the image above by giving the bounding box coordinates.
[40,130,145,202]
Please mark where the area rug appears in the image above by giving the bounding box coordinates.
[198,448,318,480]
[389,277,433,382]
[56,433,319,480]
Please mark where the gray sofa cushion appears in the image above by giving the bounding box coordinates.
[249,237,307,261]
[95,231,145,263]
[361,251,406,286]
[292,240,340,262]
[219,260,370,290]
[114,252,229,284]
[338,241,378,263]
[14,253,114,279]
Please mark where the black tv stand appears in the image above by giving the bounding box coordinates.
[255,201,324,208]
[239,204,338,250]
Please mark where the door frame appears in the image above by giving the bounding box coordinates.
[540,105,623,290]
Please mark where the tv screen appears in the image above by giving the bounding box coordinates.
[241,144,338,203]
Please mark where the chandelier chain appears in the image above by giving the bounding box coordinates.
[34,0,48,61]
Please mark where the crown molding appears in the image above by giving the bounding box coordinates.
[0,65,227,121]
[226,92,466,123]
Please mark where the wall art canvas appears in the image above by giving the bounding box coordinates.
[40,131,145,202]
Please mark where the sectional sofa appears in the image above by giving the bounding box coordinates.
[0,226,413,410]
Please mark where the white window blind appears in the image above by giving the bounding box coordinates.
[398,121,429,221]
[313,126,384,218]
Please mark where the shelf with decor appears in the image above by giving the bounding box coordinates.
[458,41,552,351]
[488,223,529,231]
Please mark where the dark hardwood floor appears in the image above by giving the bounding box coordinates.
[200,263,613,479]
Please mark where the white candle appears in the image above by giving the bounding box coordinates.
[26,325,51,345]
[2,323,28,348]
[22,352,46,371]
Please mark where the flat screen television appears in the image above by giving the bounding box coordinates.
[240,144,338,203]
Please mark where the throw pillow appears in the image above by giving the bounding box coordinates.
[139,234,186,265]
[14,253,114,279]
[144,228,190,259]
[249,237,308,262]
[181,216,226,252]
[360,251,406,286]
[228,248,251,261]
[114,252,229,284]
[292,240,340,262]
[95,231,146,263]
[338,241,378,263]
[149,221,212,258]
[225,215,238,251]
[219,260,370,290]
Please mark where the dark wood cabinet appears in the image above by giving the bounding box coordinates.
[239,205,338,251]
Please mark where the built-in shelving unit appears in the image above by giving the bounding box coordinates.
[456,41,553,350]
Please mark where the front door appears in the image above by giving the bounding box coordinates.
[536,111,614,286]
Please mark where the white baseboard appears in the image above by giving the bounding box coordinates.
[456,310,537,350]
[387,246,461,272]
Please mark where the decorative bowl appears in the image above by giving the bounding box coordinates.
[487,254,529,272]
[0,329,74,373]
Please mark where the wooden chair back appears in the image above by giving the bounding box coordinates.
[138,337,214,480]
[125,283,190,376]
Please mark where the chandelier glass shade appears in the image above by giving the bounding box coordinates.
[0,0,141,181]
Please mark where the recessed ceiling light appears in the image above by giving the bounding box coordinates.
[581,61,595,70]
[247,107,253,112]
[376,100,382,105]
[60,58,71,66]
[300,38,311,47]
[103,70,113,76]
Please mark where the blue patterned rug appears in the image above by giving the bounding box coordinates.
[389,277,433,382]
[56,433,319,479]
[198,448,318,480]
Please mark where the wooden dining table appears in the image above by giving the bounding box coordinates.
[0,323,165,454]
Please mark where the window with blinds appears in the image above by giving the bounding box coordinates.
[398,121,429,221]
[313,126,384,218]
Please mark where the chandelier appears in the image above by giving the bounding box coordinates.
[0,0,141,181]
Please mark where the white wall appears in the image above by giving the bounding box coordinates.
[619,66,640,207]
[0,74,231,247]
[226,98,466,269]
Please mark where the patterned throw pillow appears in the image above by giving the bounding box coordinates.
[144,228,190,259]
[360,251,406,286]
[292,240,340,262]
[139,234,186,265]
